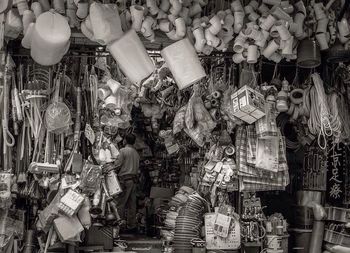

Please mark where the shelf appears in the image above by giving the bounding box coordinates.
[70,31,175,51]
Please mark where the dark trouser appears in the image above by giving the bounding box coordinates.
[117,179,137,229]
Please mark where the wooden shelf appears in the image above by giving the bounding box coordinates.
[70,31,174,51]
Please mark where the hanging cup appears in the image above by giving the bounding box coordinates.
[76,1,89,20]
[234,11,244,34]
[313,3,326,21]
[275,20,291,40]
[233,33,246,53]
[130,5,144,32]
[258,4,269,15]
[260,14,276,31]
[189,2,202,17]
[281,36,294,55]
[21,22,34,49]
[270,6,291,21]
[247,45,258,63]
[316,18,328,34]
[31,2,43,18]
[248,12,260,22]
[337,18,350,43]
[106,79,121,94]
[231,0,244,12]
[22,10,35,34]
[232,53,246,63]
[15,0,29,16]
[53,0,65,14]
[316,33,329,50]
[263,39,279,58]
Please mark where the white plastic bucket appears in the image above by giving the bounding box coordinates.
[107,29,155,86]
[161,38,206,90]
[266,235,282,250]
[30,11,71,66]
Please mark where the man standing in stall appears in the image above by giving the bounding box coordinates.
[114,133,140,233]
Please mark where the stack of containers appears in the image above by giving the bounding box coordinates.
[173,193,207,253]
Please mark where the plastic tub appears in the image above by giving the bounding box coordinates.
[30,11,71,66]
[107,29,155,86]
[161,38,206,90]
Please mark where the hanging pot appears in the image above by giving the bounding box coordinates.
[107,29,155,86]
[325,41,350,63]
[161,38,206,90]
[30,11,71,66]
[297,39,321,68]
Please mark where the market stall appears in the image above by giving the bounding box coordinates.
[0,0,350,253]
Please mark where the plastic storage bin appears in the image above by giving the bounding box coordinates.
[108,29,155,86]
[161,38,206,90]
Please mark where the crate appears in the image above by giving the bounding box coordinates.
[325,207,350,223]
[324,229,350,247]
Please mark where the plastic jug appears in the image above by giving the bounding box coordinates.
[161,38,206,90]
[30,10,71,66]
[107,29,155,86]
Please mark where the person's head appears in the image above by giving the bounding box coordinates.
[125,133,136,145]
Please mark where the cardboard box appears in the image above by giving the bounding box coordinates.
[231,85,265,124]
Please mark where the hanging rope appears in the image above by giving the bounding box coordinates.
[307,73,333,149]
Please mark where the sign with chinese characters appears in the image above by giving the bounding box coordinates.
[302,145,327,191]
[327,143,347,206]
[344,145,350,205]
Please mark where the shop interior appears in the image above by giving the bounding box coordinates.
[0,0,350,253]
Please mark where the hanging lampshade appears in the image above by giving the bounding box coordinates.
[297,39,321,68]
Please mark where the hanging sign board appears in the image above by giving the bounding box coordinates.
[326,142,347,206]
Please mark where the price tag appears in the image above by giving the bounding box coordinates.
[84,124,95,144]
[214,213,232,238]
